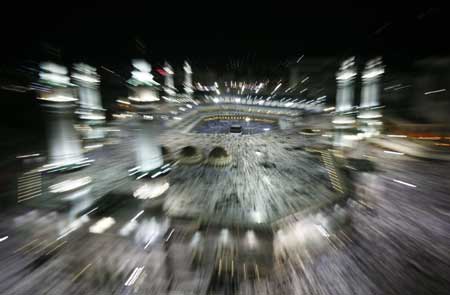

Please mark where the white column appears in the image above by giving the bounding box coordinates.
[38,62,84,166]
[360,57,384,109]
[335,57,356,112]
[72,63,102,110]
[164,62,176,97]
[128,60,164,172]
[183,61,193,96]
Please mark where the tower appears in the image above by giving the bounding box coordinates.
[128,59,164,173]
[183,61,193,98]
[37,62,84,168]
[163,61,176,97]
[333,57,357,148]
[72,63,105,141]
[335,57,356,113]
[358,57,384,137]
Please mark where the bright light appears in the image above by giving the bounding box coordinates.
[128,93,159,102]
[124,267,144,286]
[37,95,77,102]
[424,89,446,95]
[271,83,282,94]
[49,177,92,193]
[387,134,407,138]
[40,62,67,74]
[80,114,105,120]
[332,117,355,125]
[16,153,40,159]
[336,70,357,81]
[362,68,384,79]
[71,73,100,84]
[89,217,116,234]
[132,60,151,72]
[0,236,8,242]
[383,150,404,155]
[357,112,382,119]
[85,144,103,149]
[131,210,144,222]
[263,128,270,131]
[323,106,335,112]
[393,179,416,188]
[245,117,251,122]
[117,99,130,105]
[133,182,169,200]
[131,71,158,85]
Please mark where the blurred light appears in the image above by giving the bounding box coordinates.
[315,224,330,237]
[383,150,404,155]
[424,89,446,95]
[387,134,407,138]
[117,99,130,105]
[16,153,40,159]
[37,95,77,102]
[85,144,103,149]
[71,73,99,84]
[133,182,169,200]
[0,236,8,242]
[332,117,355,124]
[323,106,335,112]
[271,83,282,94]
[124,266,144,286]
[49,177,92,193]
[301,76,309,83]
[131,210,144,222]
[393,179,416,188]
[89,217,116,234]
[362,68,384,79]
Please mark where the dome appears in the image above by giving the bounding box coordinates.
[207,146,232,166]
[178,146,203,165]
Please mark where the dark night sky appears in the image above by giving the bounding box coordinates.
[1,2,448,68]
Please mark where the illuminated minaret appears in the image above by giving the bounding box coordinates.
[360,57,384,109]
[333,58,357,148]
[38,62,84,167]
[72,63,105,140]
[72,63,102,111]
[163,61,176,97]
[335,57,356,113]
[183,61,193,97]
[128,59,164,173]
[358,57,384,137]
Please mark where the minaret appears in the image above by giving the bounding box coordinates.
[333,57,357,148]
[37,62,84,167]
[183,61,193,98]
[163,61,176,97]
[358,57,384,137]
[360,57,384,109]
[128,59,164,173]
[72,63,105,140]
[335,57,356,113]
